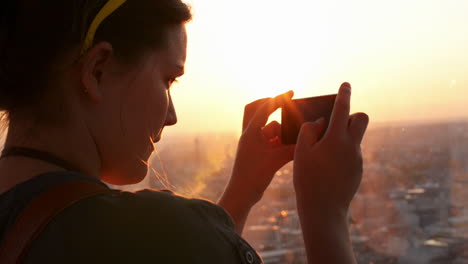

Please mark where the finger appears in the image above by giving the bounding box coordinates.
[262,121,281,140]
[243,98,270,131]
[272,144,296,163]
[248,90,294,130]
[296,118,326,149]
[348,112,369,144]
[328,82,351,134]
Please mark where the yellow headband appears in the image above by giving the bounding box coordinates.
[81,0,127,54]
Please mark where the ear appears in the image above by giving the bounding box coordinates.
[80,42,114,103]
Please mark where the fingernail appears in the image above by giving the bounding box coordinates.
[284,90,294,98]
[341,82,351,92]
[315,117,325,124]
[278,90,294,102]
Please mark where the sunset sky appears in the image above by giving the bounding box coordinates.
[165,0,468,135]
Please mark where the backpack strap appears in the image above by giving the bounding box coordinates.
[0,180,118,264]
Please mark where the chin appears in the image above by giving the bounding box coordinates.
[152,135,161,143]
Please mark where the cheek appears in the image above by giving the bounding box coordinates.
[144,87,169,136]
[97,65,170,184]
[122,78,169,150]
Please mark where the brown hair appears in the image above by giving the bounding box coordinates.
[0,0,191,116]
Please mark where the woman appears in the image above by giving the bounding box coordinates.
[0,0,369,263]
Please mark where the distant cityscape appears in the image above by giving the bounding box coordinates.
[125,120,468,264]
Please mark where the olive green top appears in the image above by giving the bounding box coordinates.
[0,172,263,264]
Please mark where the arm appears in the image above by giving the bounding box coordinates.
[293,82,369,264]
[217,184,258,235]
[296,199,356,264]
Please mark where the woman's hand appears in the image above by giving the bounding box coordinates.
[218,91,295,234]
[227,91,296,205]
[293,82,368,264]
[294,82,369,210]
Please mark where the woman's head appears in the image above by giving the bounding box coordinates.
[0,0,191,184]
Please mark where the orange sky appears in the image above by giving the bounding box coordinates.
[165,0,468,135]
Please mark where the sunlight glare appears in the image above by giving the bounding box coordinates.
[166,0,468,134]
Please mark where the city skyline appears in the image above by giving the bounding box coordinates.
[136,120,468,263]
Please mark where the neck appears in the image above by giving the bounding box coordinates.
[0,113,101,193]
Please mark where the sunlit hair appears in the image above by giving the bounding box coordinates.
[147,147,176,190]
[145,136,175,190]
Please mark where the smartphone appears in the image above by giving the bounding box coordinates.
[281,94,337,144]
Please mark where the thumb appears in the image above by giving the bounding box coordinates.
[348,112,369,145]
[297,117,326,149]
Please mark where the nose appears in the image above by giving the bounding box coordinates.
[164,93,177,126]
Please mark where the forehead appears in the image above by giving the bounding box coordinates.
[162,25,187,68]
